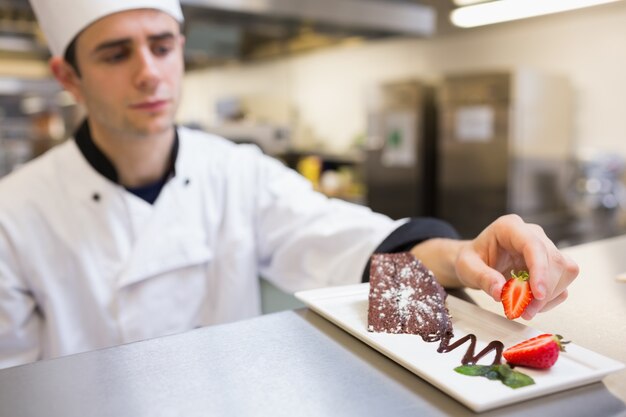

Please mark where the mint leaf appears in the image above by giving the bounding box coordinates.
[485,370,500,380]
[454,365,491,376]
[496,363,513,378]
[503,369,535,388]
[454,364,535,389]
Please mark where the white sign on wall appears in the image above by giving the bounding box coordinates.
[454,105,495,142]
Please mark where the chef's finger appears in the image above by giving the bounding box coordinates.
[456,248,506,301]
[487,215,551,300]
[521,289,569,320]
[527,226,575,302]
[539,289,570,313]
[546,253,579,299]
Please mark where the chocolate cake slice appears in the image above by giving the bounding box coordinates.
[367,252,453,343]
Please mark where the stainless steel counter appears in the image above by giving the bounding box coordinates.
[0,236,625,416]
[0,313,623,416]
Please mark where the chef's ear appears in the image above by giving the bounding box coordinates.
[49,56,84,104]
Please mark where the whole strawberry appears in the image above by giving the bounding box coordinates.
[503,334,569,369]
[501,270,534,320]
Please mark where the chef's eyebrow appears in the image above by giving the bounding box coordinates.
[92,32,177,54]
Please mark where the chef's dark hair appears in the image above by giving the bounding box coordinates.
[63,38,81,77]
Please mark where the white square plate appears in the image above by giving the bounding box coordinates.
[295,283,625,412]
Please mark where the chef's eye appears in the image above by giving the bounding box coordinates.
[100,48,129,63]
[152,41,174,57]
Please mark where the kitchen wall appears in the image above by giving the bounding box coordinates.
[179,1,626,158]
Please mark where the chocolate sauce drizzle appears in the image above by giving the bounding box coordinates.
[437,334,504,366]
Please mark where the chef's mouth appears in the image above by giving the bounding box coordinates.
[129,99,170,111]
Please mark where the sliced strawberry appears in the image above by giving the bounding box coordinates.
[503,334,568,369]
[501,270,534,320]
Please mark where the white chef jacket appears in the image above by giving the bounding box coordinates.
[0,127,403,368]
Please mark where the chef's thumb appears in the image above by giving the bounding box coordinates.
[456,251,506,301]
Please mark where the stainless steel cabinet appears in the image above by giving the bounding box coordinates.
[436,70,573,239]
[365,80,437,220]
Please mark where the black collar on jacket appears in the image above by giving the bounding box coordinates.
[73,119,179,203]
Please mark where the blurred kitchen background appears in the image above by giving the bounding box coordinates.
[2,0,626,248]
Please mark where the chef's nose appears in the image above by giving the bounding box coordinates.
[133,48,160,91]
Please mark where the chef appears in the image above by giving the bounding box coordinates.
[0,0,578,368]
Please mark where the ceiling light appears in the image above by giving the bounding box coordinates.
[450,0,622,28]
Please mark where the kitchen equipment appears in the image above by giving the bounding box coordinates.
[180,0,435,62]
[204,122,291,156]
[203,95,293,156]
[365,80,438,219]
[0,78,79,177]
[558,150,626,246]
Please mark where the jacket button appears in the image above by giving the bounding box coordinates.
[184,178,191,186]
[92,193,100,202]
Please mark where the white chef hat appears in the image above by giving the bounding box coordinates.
[29,0,184,57]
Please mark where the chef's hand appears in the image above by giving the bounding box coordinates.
[411,214,579,320]
[454,214,579,320]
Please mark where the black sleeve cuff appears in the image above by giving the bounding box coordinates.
[361,217,460,282]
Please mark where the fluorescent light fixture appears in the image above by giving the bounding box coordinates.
[451,0,622,28]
